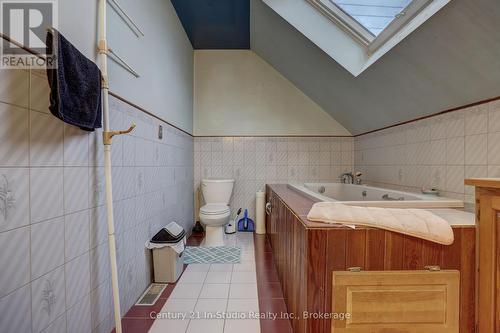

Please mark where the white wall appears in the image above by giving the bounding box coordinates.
[57,0,194,134]
[194,50,351,136]
[355,100,500,212]
[0,69,194,333]
[194,136,354,220]
[0,1,195,332]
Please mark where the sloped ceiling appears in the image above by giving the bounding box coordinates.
[250,0,500,135]
[171,0,249,49]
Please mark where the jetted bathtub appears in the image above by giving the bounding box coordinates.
[289,182,464,209]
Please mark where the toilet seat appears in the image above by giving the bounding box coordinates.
[200,204,230,216]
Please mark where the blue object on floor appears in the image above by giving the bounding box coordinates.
[237,209,255,232]
[183,246,241,264]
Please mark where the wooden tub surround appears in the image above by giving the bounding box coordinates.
[465,178,500,333]
[265,184,476,333]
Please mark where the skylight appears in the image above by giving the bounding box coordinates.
[308,0,434,51]
[263,0,450,75]
[330,0,412,37]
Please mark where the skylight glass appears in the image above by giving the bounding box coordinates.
[330,0,413,36]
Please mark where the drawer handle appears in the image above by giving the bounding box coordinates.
[265,202,272,215]
[425,265,440,272]
[347,267,362,272]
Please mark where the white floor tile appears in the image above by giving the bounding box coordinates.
[205,271,232,284]
[232,262,256,272]
[224,319,261,333]
[185,264,210,273]
[186,319,224,333]
[199,284,230,299]
[237,240,254,246]
[178,270,208,284]
[169,283,203,299]
[229,284,258,299]
[160,298,197,316]
[227,299,259,313]
[235,233,254,240]
[240,253,256,259]
[222,235,237,247]
[231,271,257,284]
[194,298,228,318]
[236,241,254,247]
[148,319,190,333]
[238,245,255,252]
[209,264,233,272]
[240,252,256,262]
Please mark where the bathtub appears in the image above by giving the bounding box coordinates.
[288,182,464,209]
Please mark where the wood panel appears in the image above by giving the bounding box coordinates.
[403,236,424,270]
[365,229,385,270]
[345,230,366,269]
[266,192,307,333]
[265,186,476,333]
[323,230,347,333]
[331,270,460,333]
[384,231,404,270]
[497,212,500,332]
[306,229,327,333]
[296,217,307,333]
[459,228,476,333]
[466,183,500,333]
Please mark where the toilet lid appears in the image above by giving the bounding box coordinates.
[200,204,230,215]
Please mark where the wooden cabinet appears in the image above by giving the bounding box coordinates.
[266,185,476,333]
[465,178,500,333]
[331,270,460,332]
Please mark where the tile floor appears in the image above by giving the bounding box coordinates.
[117,231,292,333]
[148,233,260,333]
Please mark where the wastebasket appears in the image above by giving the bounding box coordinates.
[146,222,186,283]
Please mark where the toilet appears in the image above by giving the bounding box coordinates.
[199,178,235,247]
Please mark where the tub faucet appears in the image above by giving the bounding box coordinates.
[354,171,363,185]
[340,172,354,184]
[341,171,363,184]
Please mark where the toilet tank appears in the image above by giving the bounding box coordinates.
[201,178,235,204]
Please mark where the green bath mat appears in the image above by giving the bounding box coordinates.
[183,246,241,264]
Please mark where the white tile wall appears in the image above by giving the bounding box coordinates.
[0,226,30,298]
[31,266,66,333]
[0,69,194,333]
[0,104,29,167]
[0,284,32,333]
[194,136,354,219]
[66,295,92,333]
[31,217,65,280]
[355,100,500,211]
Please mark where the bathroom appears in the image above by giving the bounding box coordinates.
[0,0,499,332]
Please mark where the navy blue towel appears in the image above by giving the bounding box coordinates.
[46,29,102,131]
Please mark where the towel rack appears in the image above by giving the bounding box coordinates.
[107,0,145,37]
[46,28,140,78]
[98,0,139,331]
[107,47,140,77]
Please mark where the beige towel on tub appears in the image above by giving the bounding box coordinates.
[307,202,454,245]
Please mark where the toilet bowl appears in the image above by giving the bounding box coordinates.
[199,204,230,246]
[199,179,234,247]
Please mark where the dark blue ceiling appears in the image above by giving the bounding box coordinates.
[170,0,250,49]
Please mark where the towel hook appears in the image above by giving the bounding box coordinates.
[103,123,136,145]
